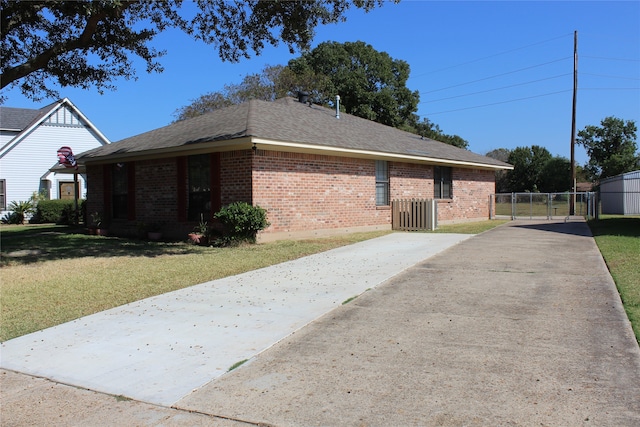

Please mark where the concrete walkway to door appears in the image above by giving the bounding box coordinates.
[2,219,639,426]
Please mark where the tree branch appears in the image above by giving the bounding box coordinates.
[0,2,133,90]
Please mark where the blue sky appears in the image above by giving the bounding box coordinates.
[2,1,639,165]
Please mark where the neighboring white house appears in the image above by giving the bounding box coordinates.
[0,98,110,215]
[600,170,640,215]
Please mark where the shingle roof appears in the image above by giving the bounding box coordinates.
[78,97,512,169]
[0,105,49,131]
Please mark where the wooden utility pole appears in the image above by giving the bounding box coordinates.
[570,30,578,215]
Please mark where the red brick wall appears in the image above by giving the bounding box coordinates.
[390,162,434,199]
[437,168,495,221]
[220,150,253,204]
[251,150,389,233]
[135,158,178,224]
[252,153,495,234]
[85,151,496,238]
[85,164,104,220]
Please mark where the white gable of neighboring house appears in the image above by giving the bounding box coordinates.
[0,98,110,214]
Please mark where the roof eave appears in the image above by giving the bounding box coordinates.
[251,138,514,171]
[79,137,254,165]
[80,136,513,171]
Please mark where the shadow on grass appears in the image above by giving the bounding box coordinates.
[587,216,640,238]
[1,225,204,267]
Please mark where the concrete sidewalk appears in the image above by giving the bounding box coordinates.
[2,220,640,426]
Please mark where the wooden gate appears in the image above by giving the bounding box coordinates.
[392,199,437,231]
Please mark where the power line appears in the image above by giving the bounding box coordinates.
[416,32,638,118]
[582,55,640,62]
[581,72,640,81]
[422,57,571,94]
[581,87,640,90]
[424,90,571,115]
[420,73,571,104]
[412,33,573,77]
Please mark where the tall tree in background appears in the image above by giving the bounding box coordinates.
[410,118,468,149]
[486,148,511,192]
[288,41,419,128]
[488,147,580,193]
[173,64,291,120]
[577,116,638,181]
[506,145,552,192]
[539,156,571,192]
[0,0,387,102]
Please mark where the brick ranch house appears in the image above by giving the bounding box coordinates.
[76,97,512,241]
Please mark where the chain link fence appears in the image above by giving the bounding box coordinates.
[490,192,598,220]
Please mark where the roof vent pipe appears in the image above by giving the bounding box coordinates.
[335,95,340,119]
[297,91,309,104]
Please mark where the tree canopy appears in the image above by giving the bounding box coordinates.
[506,145,553,192]
[287,41,419,128]
[0,0,386,101]
[173,64,289,121]
[488,146,591,193]
[485,148,511,192]
[410,117,468,149]
[576,116,639,181]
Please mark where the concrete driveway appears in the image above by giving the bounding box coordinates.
[2,219,639,426]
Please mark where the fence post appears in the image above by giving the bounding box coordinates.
[432,198,437,230]
[529,192,533,219]
[489,194,493,219]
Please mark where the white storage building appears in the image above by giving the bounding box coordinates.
[600,170,640,215]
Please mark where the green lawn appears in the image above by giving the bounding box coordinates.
[587,216,640,343]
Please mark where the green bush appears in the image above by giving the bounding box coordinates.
[214,202,270,244]
[32,199,82,224]
[1,211,22,224]
[2,200,35,224]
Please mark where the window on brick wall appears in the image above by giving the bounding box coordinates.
[375,160,390,206]
[188,154,211,221]
[112,163,128,219]
[434,166,453,199]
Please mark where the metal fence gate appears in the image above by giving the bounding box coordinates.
[392,198,437,231]
[490,192,598,220]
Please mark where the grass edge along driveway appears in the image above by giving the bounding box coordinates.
[587,216,640,344]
